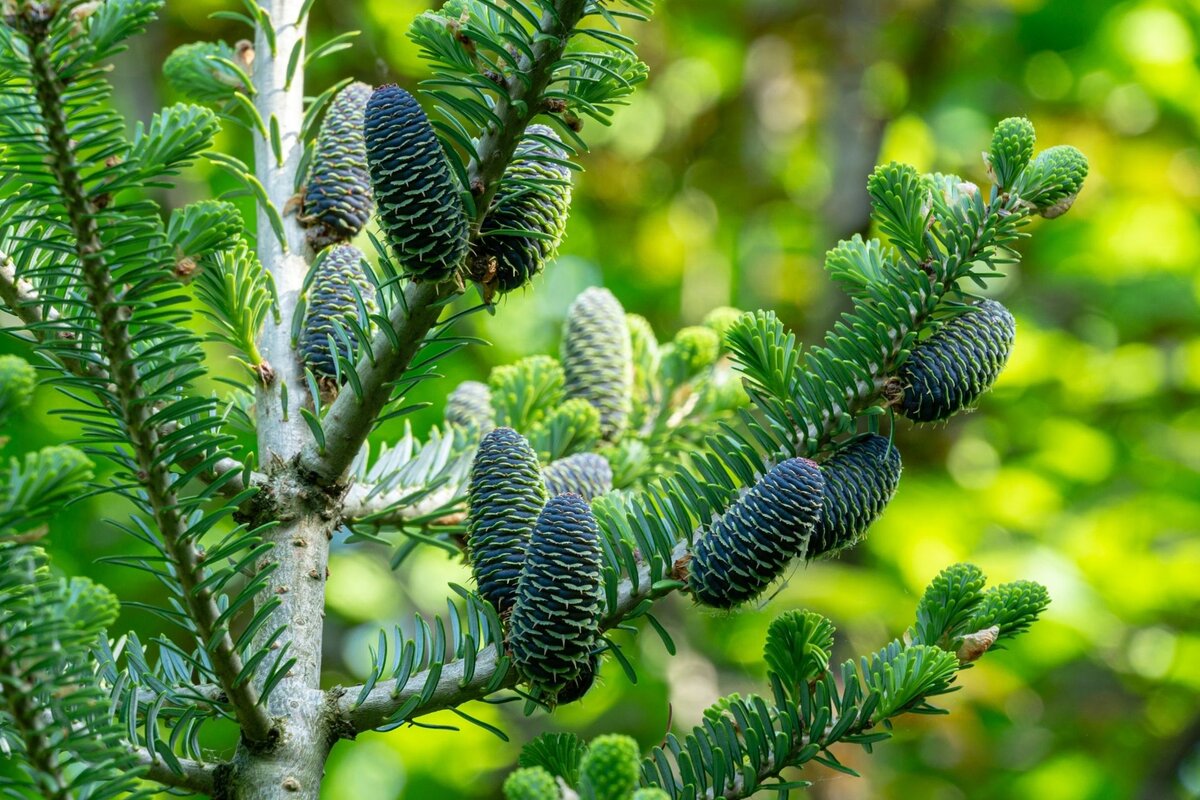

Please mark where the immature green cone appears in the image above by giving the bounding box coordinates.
[543,453,612,501]
[444,380,494,430]
[474,125,573,294]
[0,354,37,419]
[626,313,659,403]
[987,116,1035,190]
[299,245,377,381]
[561,288,633,441]
[661,325,720,381]
[467,427,546,615]
[1017,144,1088,218]
[702,305,744,348]
[163,41,246,103]
[811,434,902,557]
[508,493,603,703]
[303,81,374,250]
[503,767,560,800]
[898,299,1016,423]
[364,84,468,282]
[581,734,640,800]
[689,457,825,609]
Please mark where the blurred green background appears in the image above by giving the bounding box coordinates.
[3,0,1200,797]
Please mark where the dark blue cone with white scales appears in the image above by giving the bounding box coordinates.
[507,493,603,704]
[898,299,1015,423]
[467,427,546,615]
[688,457,825,609]
[302,81,373,250]
[364,84,468,282]
[299,245,376,381]
[543,453,612,502]
[810,434,902,557]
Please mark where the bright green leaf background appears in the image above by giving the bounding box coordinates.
[3,0,1198,798]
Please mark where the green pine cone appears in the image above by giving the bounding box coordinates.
[811,434,902,557]
[445,380,494,430]
[702,305,744,348]
[507,493,603,703]
[987,116,1035,190]
[163,41,246,103]
[0,354,37,418]
[561,288,633,441]
[898,299,1015,423]
[626,313,659,401]
[303,81,374,249]
[474,125,573,294]
[364,84,468,282]
[543,453,612,501]
[467,427,546,615]
[689,457,825,609]
[581,734,640,800]
[299,245,377,381]
[1017,144,1088,218]
[503,767,561,800]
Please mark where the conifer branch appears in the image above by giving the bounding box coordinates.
[298,0,591,487]
[22,21,274,745]
[0,627,72,800]
[332,538,684,734]
[134,748,219,795]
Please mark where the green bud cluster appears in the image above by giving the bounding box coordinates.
[163,40,245,104]
[0,354,37,419]
[1016,144,1089,218]
[987,116,1035,190]
[580,735,640,800]
[503,767,560,800]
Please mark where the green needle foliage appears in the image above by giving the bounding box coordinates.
[0,0,1089,796]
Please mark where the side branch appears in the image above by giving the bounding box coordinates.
[25,26,273,744]
[332,540,685,734]
[134,749,219,796]
[297,0,591,487]
[333,198,1028,735]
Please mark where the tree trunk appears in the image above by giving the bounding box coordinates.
[221,1,336,796]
